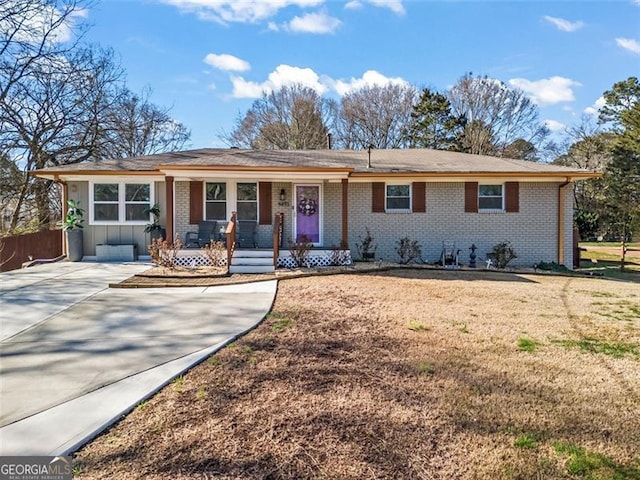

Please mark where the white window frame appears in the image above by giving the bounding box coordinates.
[202,180,259,221]
[385,183,412,212]
[478,183,505,212]
[89,181,154,225]
[236,182,259,221]
[204,182,228,221]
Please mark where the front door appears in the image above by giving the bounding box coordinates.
[294,184,321,245]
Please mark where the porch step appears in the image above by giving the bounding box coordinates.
[229,249,274,274]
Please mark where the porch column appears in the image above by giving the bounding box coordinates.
[341,178,349,248]
[165,176,174,243]
[60,178,68,256]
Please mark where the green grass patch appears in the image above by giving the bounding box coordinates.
[514,434,539,449]
[577,261,640,283]
[407,320,428,331]
[459,324,469,334]
[554,337,639,359]
[195,386,207,400]
[417,362,435,375]
[268,312,294,332]
[553,442,640,479]
[518,337,540,353]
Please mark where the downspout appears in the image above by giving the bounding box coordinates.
[557,178,571,265]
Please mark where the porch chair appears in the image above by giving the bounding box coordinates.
[237,220,258,248]
[214,221,229,245]
[185,221,217,248]
[440,241,461,268]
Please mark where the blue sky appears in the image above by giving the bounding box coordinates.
[84,0,640,149]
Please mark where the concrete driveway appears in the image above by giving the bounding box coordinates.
[0,262,276,455]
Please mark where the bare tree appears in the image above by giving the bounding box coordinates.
[448,73,549,159]
[222,84,335,149]
[336,83,418,149]
[98,87,190,159]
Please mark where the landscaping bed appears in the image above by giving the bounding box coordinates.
[76,270,640,479]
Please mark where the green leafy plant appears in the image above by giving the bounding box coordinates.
[487,241,517,269]
[396,237,422,264]
[60,199,85,231]
[144,203,161,233]
[535,261,571,272]
[356,228,377,261]
[288,235,313,267]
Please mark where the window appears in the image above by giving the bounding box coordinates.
[205,182,227,220]
[125,184,150,221]
[91,182,153,224]
[386,184,411,211]
[94,184,119,221]
[237,183,257,220]
[478,184,504,211]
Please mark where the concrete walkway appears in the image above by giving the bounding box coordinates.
[0,262,277,455]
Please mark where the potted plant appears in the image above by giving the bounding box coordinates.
[61,199,84,262]
[144,203,166,244]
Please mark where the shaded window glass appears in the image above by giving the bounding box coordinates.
[237,183,257,201]
[237,183,257,220]
[386,184,411,210]
[125,184,150,202]
[479,185,502,197]
[206,203,226,221]
[94,204,118,221]
[237,201,257,220]
[387,197,411,210]
[206,183,226,201]
[94,184,118,201]
[125,204,148,221]
[478,184,503,210]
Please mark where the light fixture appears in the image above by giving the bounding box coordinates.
[278,188,287,206]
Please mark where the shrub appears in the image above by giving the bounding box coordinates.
[203,240,226,267]
[487,241,517,269]
[288,235,312,268]
[355,228,377,261]
[396,237,422,264]
[149,236,183,269]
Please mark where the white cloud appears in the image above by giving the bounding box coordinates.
[367,0,405,15]
[508,76,581,105]
[0,3,87,44]
[584,96,606,116]
[231,64,328,98]
[287,11,341,33]
[203,53,251,72]
[330,70,409,95]
[544,119,566,132]
[229,65,409,98]
[616,37,640,54]
[162,0,324,24]
[542,15,584,32]
[345,1,363,10]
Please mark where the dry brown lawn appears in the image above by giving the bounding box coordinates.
[75,270,640,479]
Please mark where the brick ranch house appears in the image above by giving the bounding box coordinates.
[35,148,599,272]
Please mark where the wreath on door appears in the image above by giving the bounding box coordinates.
[298,198,317,216]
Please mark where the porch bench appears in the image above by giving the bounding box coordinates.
[96,244,138,262]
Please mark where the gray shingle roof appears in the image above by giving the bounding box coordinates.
[35,148,598,177]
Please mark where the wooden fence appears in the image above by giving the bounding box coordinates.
[0,230,63,272]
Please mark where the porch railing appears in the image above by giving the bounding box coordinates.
[226,211,237,269]
[273,212,283,267]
